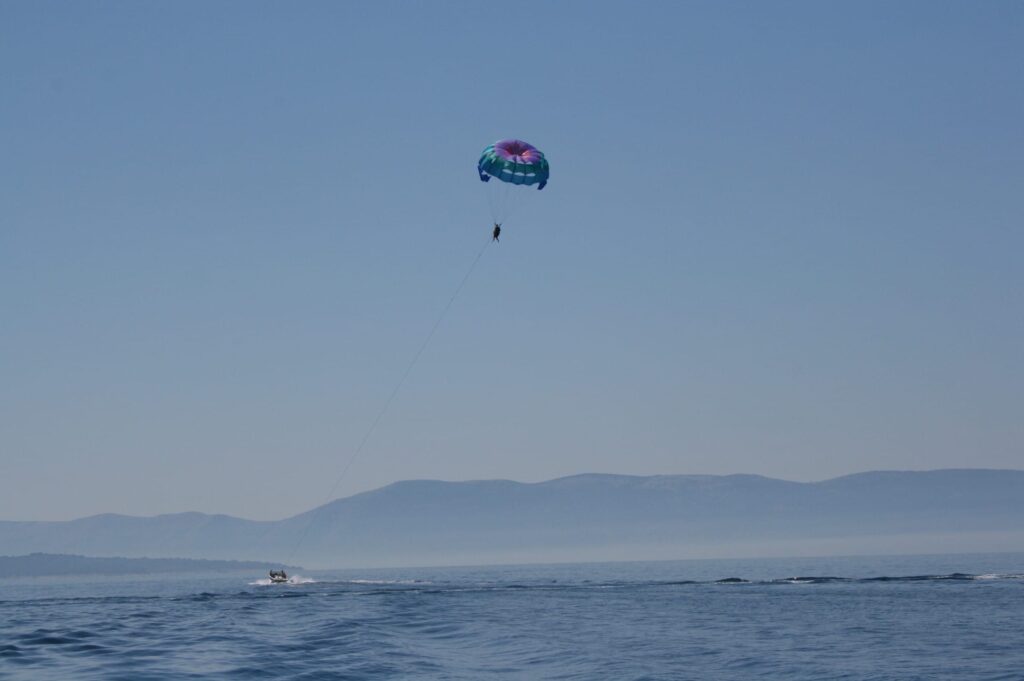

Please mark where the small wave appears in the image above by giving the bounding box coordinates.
[771,576,851,584]
[755,572,1024,585]
[15,628,98,647]
[660,573,1024,586]
[862,573,975,583]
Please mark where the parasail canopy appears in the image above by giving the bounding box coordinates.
[477,139,549,190]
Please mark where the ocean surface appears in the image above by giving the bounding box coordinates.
[2,553,1022,680]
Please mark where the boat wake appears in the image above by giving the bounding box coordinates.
[249,575,316,586]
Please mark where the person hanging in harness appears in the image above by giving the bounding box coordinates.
[492,223,501,242]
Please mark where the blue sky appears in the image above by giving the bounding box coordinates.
[2,1,1021,520]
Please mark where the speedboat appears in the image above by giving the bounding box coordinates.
[269,569,288,584]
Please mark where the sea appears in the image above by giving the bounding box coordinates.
[2,552,1022,680]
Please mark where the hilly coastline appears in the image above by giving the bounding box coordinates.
[0,553,300,578]
[2,469,1022,568]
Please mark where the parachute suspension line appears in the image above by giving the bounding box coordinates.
[287,235,493,561]
[487,179,519,226]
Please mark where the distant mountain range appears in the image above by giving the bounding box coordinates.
[2,469,1023,568]
[0,553,300,578]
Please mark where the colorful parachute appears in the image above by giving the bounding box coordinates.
[477,139,549,190]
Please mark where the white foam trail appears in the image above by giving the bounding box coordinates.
[346,579,427,585]
[249,575,316,586]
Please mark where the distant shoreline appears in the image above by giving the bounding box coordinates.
[0,553,300,578]
[3,470,1022,569]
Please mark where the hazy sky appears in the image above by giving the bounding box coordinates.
[2,1,1021,521]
